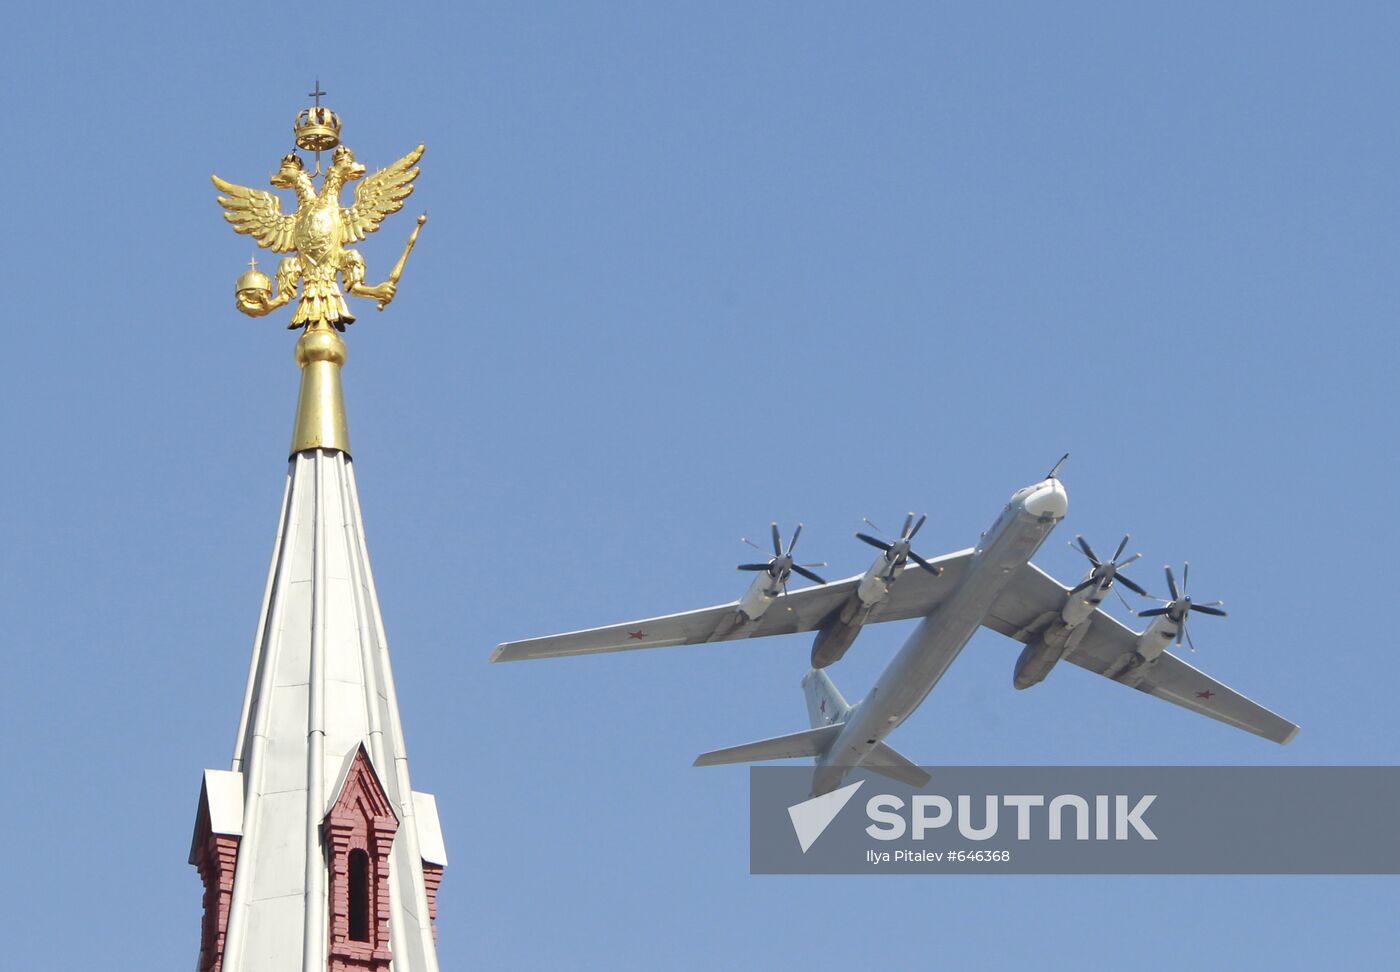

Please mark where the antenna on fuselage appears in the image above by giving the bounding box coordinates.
[1045,453,1070,480]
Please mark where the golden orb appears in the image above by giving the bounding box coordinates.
[236,266,272,301]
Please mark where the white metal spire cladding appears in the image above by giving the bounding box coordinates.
[193,448,447,971]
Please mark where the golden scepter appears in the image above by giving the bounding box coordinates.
[378,213,428,311]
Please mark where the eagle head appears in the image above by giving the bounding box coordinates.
[270,152,307,190]
[330,145,367,184]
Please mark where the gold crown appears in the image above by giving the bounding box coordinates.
[294,105,341,152]
[280,152,305,170]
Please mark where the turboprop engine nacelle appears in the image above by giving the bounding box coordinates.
[810,551,903,668]
[815,513,944,669]
[1061,584,1104,628]
[1013,635,1065,690]
[856,557,896,605]
[738,572,784,622]
[734,522,828,623]
[1012,617,1090,690]
[811,619,859,669]
[1019,534,1150,687]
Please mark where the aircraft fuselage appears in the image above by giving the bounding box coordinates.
[812,477,1068,794]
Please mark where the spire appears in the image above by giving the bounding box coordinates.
[205,449,445,970]
[196,104,442,971]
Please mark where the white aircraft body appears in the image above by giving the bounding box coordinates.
[493,464,1298,795]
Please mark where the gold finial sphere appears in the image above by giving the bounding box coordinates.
[295,325,348,368]
[295,105,342,152]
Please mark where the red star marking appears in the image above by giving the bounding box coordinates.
[628,630,646,640]
[1196,689,1215,700]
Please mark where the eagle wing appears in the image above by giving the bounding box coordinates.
[341,144,424,241]
[211,175,298,252]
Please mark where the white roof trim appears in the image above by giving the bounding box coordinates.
[203,769,245,835]
[413,791,448,866]
[189,769,244,863]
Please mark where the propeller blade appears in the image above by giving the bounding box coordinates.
[1115,572,1149,597]
[770,522,782,557]
[907,551,943,575]
[1076,535,1100,566]
[1182,561,1190,594]
[1139,606,1173,617]
[787,522,803,555]
[855,532,893,552]
[799,561,828,568]
[909,513,927,540]
[1184,625,1197,652]
[900,513,915,540]
[1190,603,1228,617]
[1069,577,1098,596]
[742,537,764,551]
[1114,586,1137,615]
[1112,534,1130,562]
[862,517,885,538]
[737,563,772,571]
[1176,625,1186,646]
[1114,551,1143,569]
[1164,565,1180,601]
[792,565,828,585]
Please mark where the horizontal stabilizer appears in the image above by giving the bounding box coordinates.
[693,724,842,767]
[864,742,931,789]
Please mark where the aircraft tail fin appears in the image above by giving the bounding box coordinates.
[693,724,842,767]
[802,668,850,728]
[864,741,931,789]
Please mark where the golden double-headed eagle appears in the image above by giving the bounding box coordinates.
[213,142,424,330]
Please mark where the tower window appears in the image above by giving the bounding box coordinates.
[325,746,398,967]
[348,849,371,942]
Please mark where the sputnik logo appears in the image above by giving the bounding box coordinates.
[787,780,864,853]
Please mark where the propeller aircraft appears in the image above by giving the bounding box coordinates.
[492,459,1298,796]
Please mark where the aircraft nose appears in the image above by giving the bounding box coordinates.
[1023,479,1068,519]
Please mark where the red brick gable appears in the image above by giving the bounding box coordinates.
[325,746,398,971]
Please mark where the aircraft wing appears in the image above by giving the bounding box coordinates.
[985,564,1299,744]
[491,548,977,662]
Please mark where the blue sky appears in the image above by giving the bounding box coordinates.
[3,2,1397,968]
